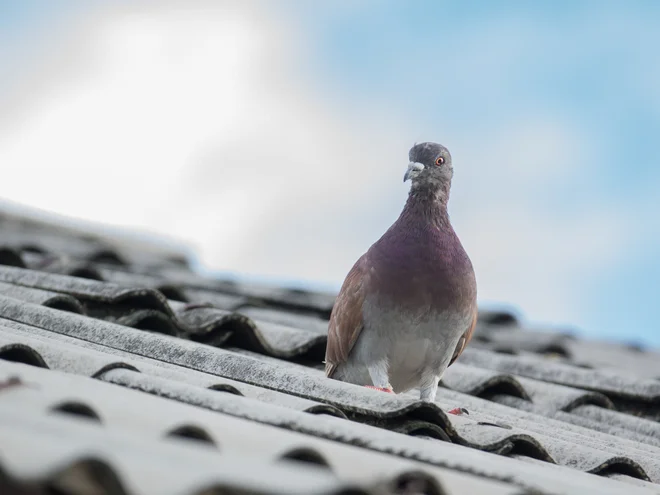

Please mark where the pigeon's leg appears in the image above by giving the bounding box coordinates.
[419,374,440,402]
[365,360,393,393]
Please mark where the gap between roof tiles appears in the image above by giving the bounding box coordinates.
[0,319,350,420]
[1,256,660,492]
[1,292,656,478]
[0,359,533,495]
[0,266,330,364]
[0,288,656,474]
[0,320,656,494]
[7,330,656,488]
[1,314,556,476]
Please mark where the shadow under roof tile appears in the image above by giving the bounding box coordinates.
[0,268,326,360]
[442,363,532,401]
[1,292,658,472]
[4,214,660,493]
[237,305,331,335]
[443,362,616,414]
[0,281,85,314]
[94,267,192,300]
[459,348,660,407]
[0,294,454,427]
[126,266,336,315]
[432,388,660,482]
[0,265,171,310]
[477,328,575,358]
[0,402,360,495]
[4,295,658,486]
[0,321,346,417]
[224,317,327,361]
[0,361,533,495]
[445,402,656,482]
[0,247,26,268]
[95,367,655,495]
[512,375,615,412]
[3,291,658,484]
[0,321,139,377]
[0,341,49,369]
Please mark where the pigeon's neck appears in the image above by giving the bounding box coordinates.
[402,184,451,229]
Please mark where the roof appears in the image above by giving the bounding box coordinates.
[1,209,660,495]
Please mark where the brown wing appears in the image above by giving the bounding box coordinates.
[325,254,370,377]
[448,308,477,367]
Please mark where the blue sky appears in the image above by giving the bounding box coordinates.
[283,1,660,344]
[0,1,658,346]
[292,1,660,182]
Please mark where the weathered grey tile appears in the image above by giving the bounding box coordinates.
[96,367,658,494]
[237,305,330,335]
[4,207,660,495]
[0,321,345,417]
[570,405,660,446]
[442,363,531,401]
[459,348,660,411]
[0,359,528,495]
[431,388,660,482]
[0,402,363,495]
[0,268,327,359]
[0,281,84,314]
[3,296,660,486]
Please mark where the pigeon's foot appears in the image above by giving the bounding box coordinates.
[447,407,469,416]
[364,385,394,393]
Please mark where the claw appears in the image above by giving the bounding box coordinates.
[447,407,469,416]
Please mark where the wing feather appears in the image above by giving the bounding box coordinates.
[325,255,369,377]
[448,308,477,367]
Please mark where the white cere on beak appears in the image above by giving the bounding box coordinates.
[404,162,425,182]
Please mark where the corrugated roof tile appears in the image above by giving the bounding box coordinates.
[1,211,659,494]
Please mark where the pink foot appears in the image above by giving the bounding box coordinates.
[447,407,469,415]
[364,385,394,393]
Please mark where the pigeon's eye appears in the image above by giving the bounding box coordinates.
[435,156,445,166]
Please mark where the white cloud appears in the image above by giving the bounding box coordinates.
[0,1,648,336]
[0,1,405,267]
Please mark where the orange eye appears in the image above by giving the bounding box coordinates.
[435,156,445,166]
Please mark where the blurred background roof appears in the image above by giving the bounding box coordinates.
[0,0,658,345]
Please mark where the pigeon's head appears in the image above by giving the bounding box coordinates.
[404,142,453,192]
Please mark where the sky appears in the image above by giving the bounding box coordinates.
[0,0,658,346]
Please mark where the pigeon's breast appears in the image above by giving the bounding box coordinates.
[367,224,477,316]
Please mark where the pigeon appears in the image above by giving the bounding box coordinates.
[325,142,477,407]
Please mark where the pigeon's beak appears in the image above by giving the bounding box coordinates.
[404,162,425,182]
